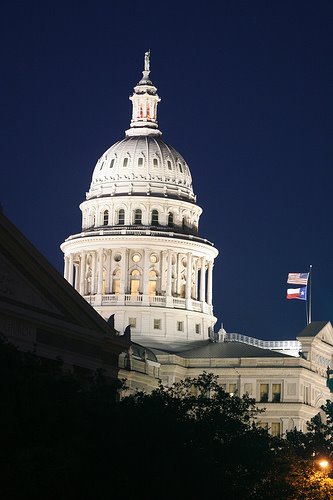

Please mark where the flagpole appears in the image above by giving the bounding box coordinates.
[308,264,312,324]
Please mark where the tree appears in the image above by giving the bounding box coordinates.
[117,372,278,498]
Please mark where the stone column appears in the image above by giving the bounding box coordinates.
[185,253,192,299]
[142,248,150,296]
[142,248,150,305]
[74,263,79,291]
[64,256,69,282]
[79,250,86,295]
[199,257,206,303]
[207,261,213,306]
[68,253,74,286]
[160,250,167,293]
[120,248,127,294]
[91,251,96,294]
[105,250,111,294]
[193,258,198,300]
[166,250,173,306]
[176,253,182,295]
[97,248,104,295]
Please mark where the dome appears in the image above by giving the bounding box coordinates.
[87,135,195,202]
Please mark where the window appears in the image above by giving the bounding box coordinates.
[167,160,172,170]
[118,209,125,225]
[154,319,161,330]
[123,157,128,167]
[138,157,143,167]
[195,324,200,334]
[148,270,157,296]
[153,158,158,167]
[151,209,159,225]
[178,162,183,173]
[228,383,237,395]
[134,209,142,224]
[99,161,104,170]
[168,212,174,227]
[260,384,269,403]
[130,270,140,296]
[272,384,281,402]
[110,159,115,168]
[132,253,141,263]
[103,210,109,226]
[177,321,184,332]
[129,317,136,328]
[271,422,281,437]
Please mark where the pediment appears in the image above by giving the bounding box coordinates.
[317,322,333,346]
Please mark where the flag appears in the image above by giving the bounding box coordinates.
[287,273,309,285]
[286,287,307,300]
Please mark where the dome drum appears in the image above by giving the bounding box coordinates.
[80,196,202,237]
[61,238,218,332]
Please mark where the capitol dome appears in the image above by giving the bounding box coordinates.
[88,136,195,202]
[61,51,218,350]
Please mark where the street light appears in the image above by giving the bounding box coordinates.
[318,459,329,470]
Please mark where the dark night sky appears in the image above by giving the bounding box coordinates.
[1,1,332,341]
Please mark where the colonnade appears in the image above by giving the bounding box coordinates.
[64,247,214,306]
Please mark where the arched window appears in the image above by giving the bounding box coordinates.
[167,160,172,170]
[123,157,128,167]
[134,209,142,225]
[178,162,183,173]
[148,270,157,296]
[103,210,109,226]
[153,158,158,168]
[130,269,141,296]
[118,209,125,225]
[168,212,174,228]
[110,159,115,168]
[151,209,159,226]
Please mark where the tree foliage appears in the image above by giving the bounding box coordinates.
[1,337,333,499]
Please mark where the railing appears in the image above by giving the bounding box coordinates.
[101,295,118,304]
[224,332,301,355]
[84,294,213,314]
[124,294,143,303]
[192,300,202,311]
[173,298,186,308]
[151,296,166,306]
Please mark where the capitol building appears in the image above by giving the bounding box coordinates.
[60,52,333,436]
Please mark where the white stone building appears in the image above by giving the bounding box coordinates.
[61,53,333,435]
[61,51,218,349]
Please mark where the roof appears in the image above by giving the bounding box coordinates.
[0,210,128,353]
[297,321,330,338]
[153,340,290,359]
[88,136,194,202]
[131,342,158,363]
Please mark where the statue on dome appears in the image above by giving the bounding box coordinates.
[144,50,150,72]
